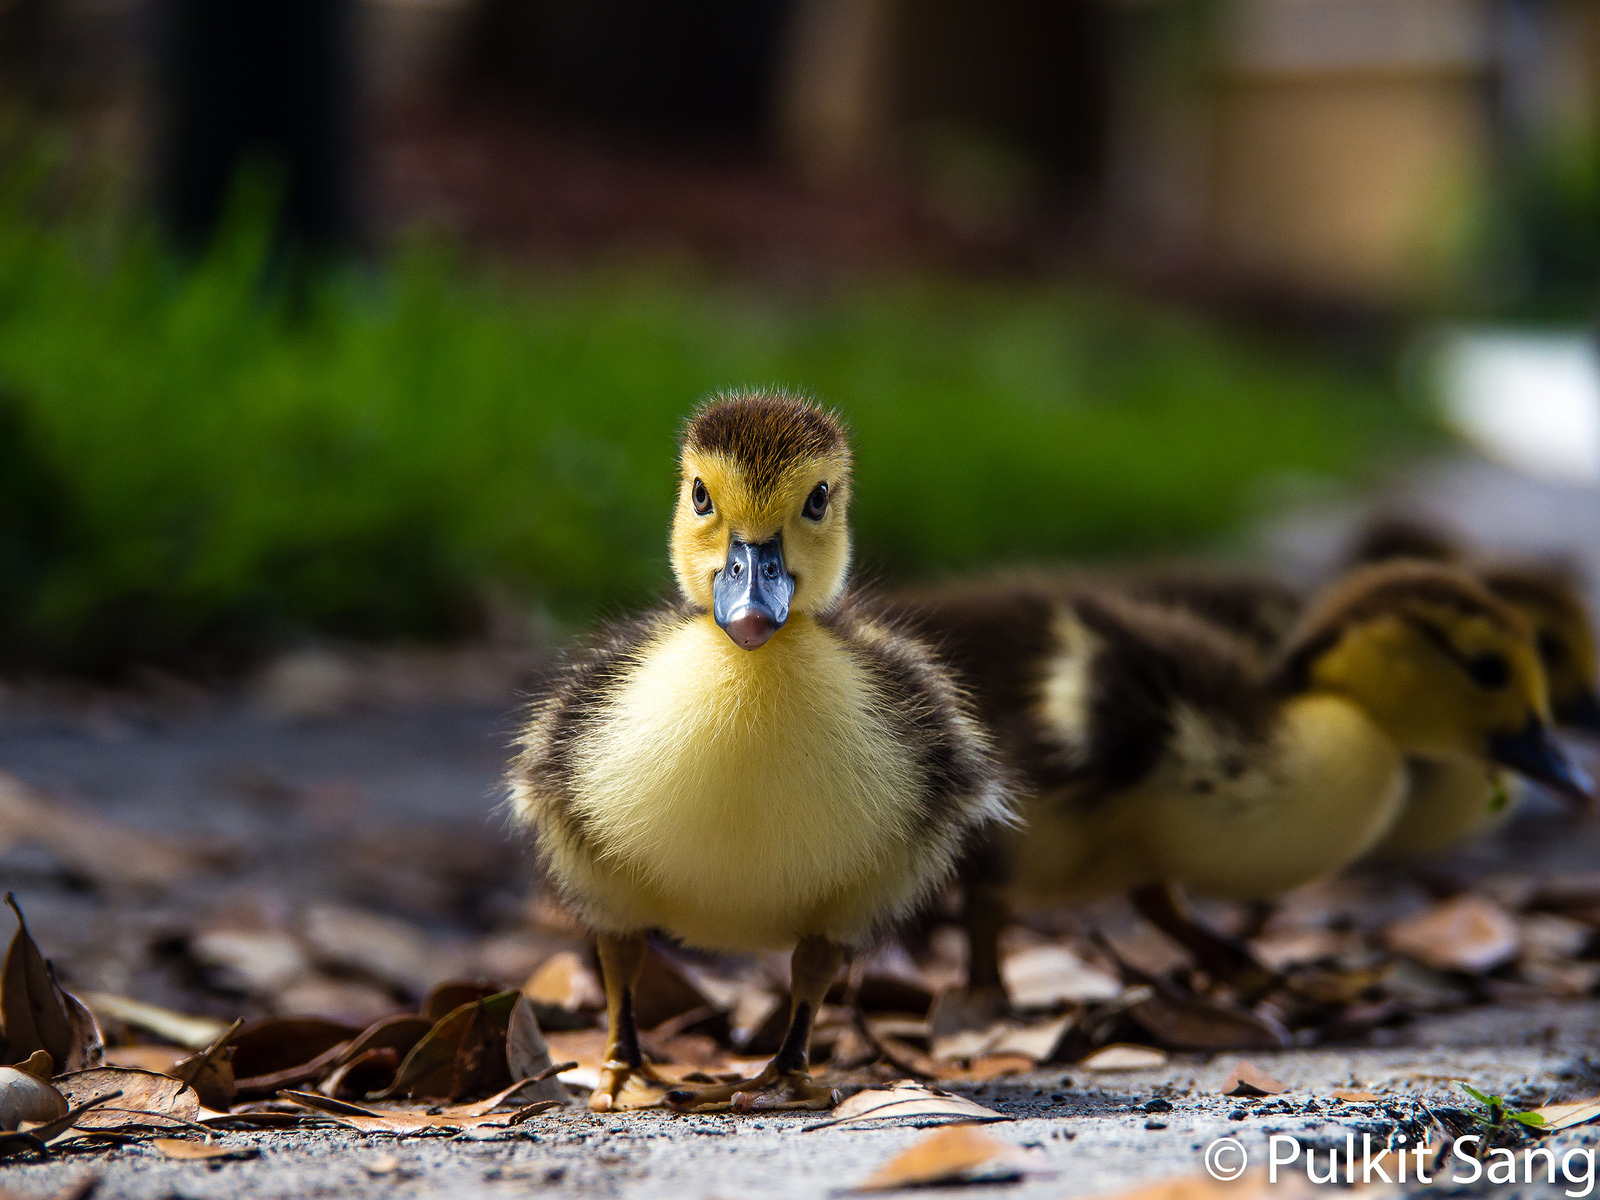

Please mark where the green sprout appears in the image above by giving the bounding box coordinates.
[1461,1084,1547,1135]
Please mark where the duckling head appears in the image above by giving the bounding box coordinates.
[1278,562,1593,805]
[671,391,853,650]
[1480,564,1600,735]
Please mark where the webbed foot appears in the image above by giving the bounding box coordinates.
[663,1060,840,1113]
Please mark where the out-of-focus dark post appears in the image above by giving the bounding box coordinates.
[153,0,357,253]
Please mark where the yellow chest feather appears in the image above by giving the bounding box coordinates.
[565,614,923,947]
[1011,694,1407,902]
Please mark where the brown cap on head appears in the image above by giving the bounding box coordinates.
[682,391,849,494]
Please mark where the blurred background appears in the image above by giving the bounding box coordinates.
[0,0,1594,676]
[0,0,1599,1039]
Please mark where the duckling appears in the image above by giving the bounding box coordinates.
[1336,518,1600,857]
[508,392,1011,1112]
[899,561,1592,1004]
[1118,521,1600,859]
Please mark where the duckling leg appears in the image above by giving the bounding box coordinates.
[1130,883,1277,1002]
[930,884,1013,1035]
[590,933,672,1111]
[664,936,845,1114]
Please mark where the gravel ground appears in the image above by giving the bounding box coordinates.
[3,456,1600,1198]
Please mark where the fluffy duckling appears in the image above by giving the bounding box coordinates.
[1340,520,1600,857]
[509,392,1010,1112]
[900,562,1592,1002]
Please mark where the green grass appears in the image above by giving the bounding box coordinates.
[0,184,1428,670]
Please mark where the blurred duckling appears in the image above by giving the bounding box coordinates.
[509,392,1011,1112]
[1341,517,1600,858]
[900,561,1592,1003]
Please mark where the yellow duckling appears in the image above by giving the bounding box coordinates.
[509,392,1011,1112]
[1113,522,1600,860]
[900,562,1591,1002]
[1343,523,1600,857]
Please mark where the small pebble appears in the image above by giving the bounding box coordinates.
[1229,1109,1248,1121]
[1144,1120,1168,1130]
[1143,1098,1174,1113]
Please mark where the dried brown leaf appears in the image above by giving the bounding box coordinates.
[1220,1061,1287,1097]
[1386,896,1519,974]
[59,993,103,1073]
[383,989,519,1101]
[504,996,570,1105]
[171,1018,240,1111]
[1002,945,1122,1008]
[53,1069,200,1131]
[279,1088,559,1132]
[854,1125,1029,1191]
[1,895,73,1069]
[228,1016,358,1098]
[422,981,502,1023]
[0,1066,66,1129]
[806,1081,1009,1131]
[150,1138,256,1161]
[1330,1089,1379,1103]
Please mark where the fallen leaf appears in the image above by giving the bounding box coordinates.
[806,1082,1009,1131]
[1330,1090,1379,1103]
[365,1153,401,1175]
[383,989,519,1101]
[1128,991,1287,1051]
[0,772,198,890]
[1534,1097,1600,1131]
[59,992,104,1074]
[422,981,503,1022]
[504,996,570,1105]
[854,1125,1030,1191]
[523,952,602,1012]
[279,1088,560,1132]
[0,1067,66,1129]
[1221,1061,1287,1097]
[1386,896,1519,974]
[228,1016,358,1098]
[171,1018,241,1111]
[54,1069,200,1130]
[1003,945,1122,1008]
[150,1138,255,1161]
[15,1051,51,1080]
[1,895,74,1070]
[1079,1045,1168,1071]
[81,994,228,1051]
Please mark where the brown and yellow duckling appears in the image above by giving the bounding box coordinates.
[509,392,1011,1112]
[898,561,1592,1005]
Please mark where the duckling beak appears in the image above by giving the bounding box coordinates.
[1487,716,1595,809]
[712,537,794,651]
[1555,689,1600,737]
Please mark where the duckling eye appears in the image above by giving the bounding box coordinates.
[802,482,829,521]
[1467,652,1510,689]
[691,478,712,515]
[1538,630,1568,669]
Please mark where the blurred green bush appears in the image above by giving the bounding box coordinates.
[0,181,1424,671]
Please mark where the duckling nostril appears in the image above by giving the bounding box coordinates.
[763,561,780,580]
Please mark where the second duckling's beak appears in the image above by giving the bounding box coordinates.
[713,537,794,651]
[1556,689,1600,736]
[1488,716,1595,809]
